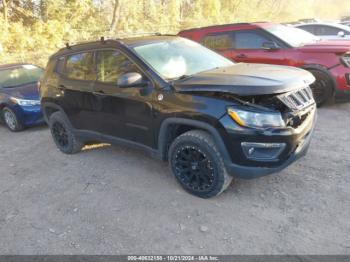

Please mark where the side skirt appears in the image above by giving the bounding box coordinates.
[75,129,162,160]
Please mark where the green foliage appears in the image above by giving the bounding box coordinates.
[0,0,350,67]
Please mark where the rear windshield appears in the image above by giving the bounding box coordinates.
[0,65,43,88]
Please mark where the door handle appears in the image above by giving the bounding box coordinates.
[235,54,247,59]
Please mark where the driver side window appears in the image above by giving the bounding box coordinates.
[96,50,140,84]
[234,31,271,49]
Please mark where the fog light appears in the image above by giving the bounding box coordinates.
[241,142,286,162]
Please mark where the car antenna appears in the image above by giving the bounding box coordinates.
[101,36,106,44]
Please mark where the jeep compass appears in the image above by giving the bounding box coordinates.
[40,36,316,198]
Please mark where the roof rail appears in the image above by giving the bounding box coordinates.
[178,22,275,33]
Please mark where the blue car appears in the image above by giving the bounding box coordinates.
[0,63,44,131]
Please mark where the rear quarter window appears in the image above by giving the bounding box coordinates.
[55,57,66,74]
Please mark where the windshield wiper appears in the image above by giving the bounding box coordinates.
[168,74,193,82]
[177,74,192,80]
[169,66,226,82]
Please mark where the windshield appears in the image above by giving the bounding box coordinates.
[0,65,43,88]
[265,25,320,47]
[133,38,233,80]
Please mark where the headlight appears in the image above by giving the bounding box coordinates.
[10,97,40,106]
[341,55,350,67]
[227,107,285,129]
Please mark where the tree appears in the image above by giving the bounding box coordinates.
[109,0,121,33]
[1,0,9,29]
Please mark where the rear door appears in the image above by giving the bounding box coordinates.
[200,32,235,60]
[57,51,97,130]
[91,49,155,147]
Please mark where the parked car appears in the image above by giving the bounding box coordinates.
[295,22,350,40]
[179,22,350,106]
[297,18,321,24]
[341,22,350,27]
[341,16,350,22]
[40,36,316,198]
[0,63,44,131]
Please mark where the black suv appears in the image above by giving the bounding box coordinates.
[40,36,317,198]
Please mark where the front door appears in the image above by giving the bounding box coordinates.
[229,30,289,65]
[91,49,155,148]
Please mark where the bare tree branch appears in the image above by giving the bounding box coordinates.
[110,0,121,33]
[1,0,9,27]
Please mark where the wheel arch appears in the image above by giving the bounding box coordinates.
[0,103,14,121]
[0,103,7,121]
[158,118,231,164]
[41,102,67,124]
[301,63,337,93]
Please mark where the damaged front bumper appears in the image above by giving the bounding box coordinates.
[220,105,317,179]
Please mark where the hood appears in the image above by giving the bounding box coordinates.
[299,40,350,54]
[173,63,315,96]
[0,82,40,100]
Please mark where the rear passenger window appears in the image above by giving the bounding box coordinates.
[96,50,139,83]
[65,52,95,81]
[234,31,270,49]
[201,33,233,50]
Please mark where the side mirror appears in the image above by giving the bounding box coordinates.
[262,41,280,51]
[338,31,345,37]
[117,72,148,88]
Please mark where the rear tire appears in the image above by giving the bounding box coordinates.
[48,111,83,154]
[308,69,334,107]
[2,107,24,132]
[168,130,232,198]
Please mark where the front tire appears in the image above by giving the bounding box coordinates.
[48,111,83,154]
[308,69,334,107]
[2,107,24,132]
[168,130,232,198]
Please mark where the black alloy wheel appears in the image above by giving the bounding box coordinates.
[169,130,232,198]
[52,121,69,149]
[173,145,215,192]
[49,111,83,154]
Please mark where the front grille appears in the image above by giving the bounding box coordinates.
[277,86,315,111]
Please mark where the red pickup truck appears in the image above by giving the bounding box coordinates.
[179,22,350,106]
